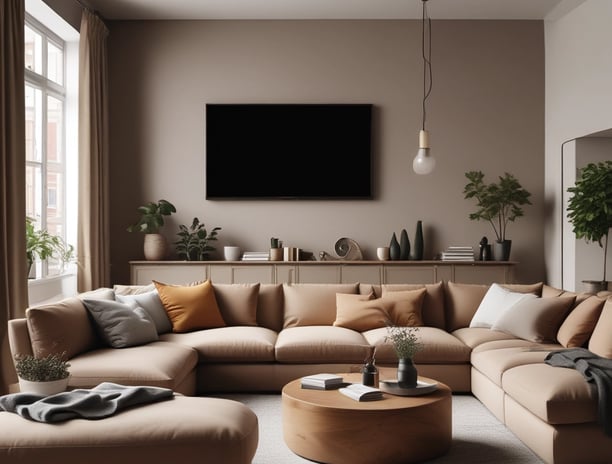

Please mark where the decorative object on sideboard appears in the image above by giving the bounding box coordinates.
[400,229,411,260]
[412,0,436,175]
[389,233,401,260]
[478,236,492,261]
[224,246,243,261]
[413,220,424,260]
[127,199,176,261]
[174,217,221,261]
[463,171,532,261]
[269,237,283,261]
[376,246,390,261]
[26,216,75,278]
[15,353,70,395]
[319,238,363,261]
[385,324,423,388]
[566,160,612,293]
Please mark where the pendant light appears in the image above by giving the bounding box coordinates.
[413,0,435,175]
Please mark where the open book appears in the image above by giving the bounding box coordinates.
[339,384,383,401]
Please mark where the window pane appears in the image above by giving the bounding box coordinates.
[24,25,43,74]
[25,164,42,221]
[47,95,63,162]
[47,41,64,85]
[46,168,63,232]
[25,85,42,162]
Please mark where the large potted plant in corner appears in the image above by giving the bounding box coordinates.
[566,160,612,293]
[463,171,532,261]
[15,353,70,395]
[174,217,222,261]
[127,199,176,261]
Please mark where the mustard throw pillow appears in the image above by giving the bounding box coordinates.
[154,280,226,333]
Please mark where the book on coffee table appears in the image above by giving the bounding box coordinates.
[339,384,383,401]
[301,374,344,390]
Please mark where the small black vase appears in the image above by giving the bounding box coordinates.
[389,233,401,260]
[399,229,410,260]
[413,220,424,260]
[397,358,418,388]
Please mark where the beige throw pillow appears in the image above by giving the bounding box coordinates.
[588,298,612,358]
[557,296,606,348]
[283,283,359,328]
[334,293,388,331]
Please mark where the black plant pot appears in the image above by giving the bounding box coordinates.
[494,240,512,261]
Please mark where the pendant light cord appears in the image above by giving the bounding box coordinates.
[421,0,433,131]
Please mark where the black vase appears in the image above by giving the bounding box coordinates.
[413,220,424,260]
[397,358,418,388]
[389,233,401,260]
[399,229,410,260]
[494,240,512,261]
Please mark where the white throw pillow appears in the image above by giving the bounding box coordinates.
[116,290,172,334]
[469,283,537,328]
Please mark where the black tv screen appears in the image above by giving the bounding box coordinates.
[206,104,372,199]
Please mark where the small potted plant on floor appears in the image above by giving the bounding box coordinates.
[127,199,176,261]
[174,217,222,261]
[385,325,423,388]
[566,160,612,293]
[15,353,70,395]
[463,171,532,261]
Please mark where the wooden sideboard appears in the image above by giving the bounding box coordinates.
[129,260,516,286]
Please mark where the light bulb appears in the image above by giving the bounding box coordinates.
[413,130,435,175]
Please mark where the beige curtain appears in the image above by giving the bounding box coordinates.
[78,9,110,292]
[0,0,28,394]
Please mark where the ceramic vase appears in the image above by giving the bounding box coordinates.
[413,220,424,260]
[399,229,410,260]
[397,358,418,388]
[18,377,69,396]
[389,233,401,261]
[143,234,167,261]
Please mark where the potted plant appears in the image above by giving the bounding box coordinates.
[385,325,423,388]
[26,217,75,278]
[463,171,532,261]
[566,160,612,293]
[15,353,70,395]
[127,199,176,261]
[174,217,222,261]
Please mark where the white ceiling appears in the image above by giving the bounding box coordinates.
[83,0,585,21]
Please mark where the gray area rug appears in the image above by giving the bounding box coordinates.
[216,393,543,463]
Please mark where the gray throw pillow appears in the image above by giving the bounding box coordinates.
[115,290,172,334]
[82,299,158,348]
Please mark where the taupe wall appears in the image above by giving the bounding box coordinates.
[107,19,545,285]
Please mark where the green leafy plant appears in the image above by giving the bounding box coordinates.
[174,217,221,261]
[385,325,423,359]
[14,353,70,382]
[463,171,532,242]
[566,160,612,282]
[127,199,176,234]
[26,217,75,272]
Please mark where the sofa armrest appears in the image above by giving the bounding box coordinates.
[8,318,34,362]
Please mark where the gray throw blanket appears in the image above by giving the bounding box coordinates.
[544,348,612,436]
[0,382,173,423]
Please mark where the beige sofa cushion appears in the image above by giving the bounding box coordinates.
[154,280,226,333]
[503,363,598,424]
[275,326,369,363]
[26,298,100,359]
[491,295,576,343]
[213,283,260,326]
[557,296,606,348]
[282,283,359,328]
[451,327,516,349]
[588,297,612,358]
[444,282,489,332]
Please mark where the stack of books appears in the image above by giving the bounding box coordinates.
[440,246,475,261]
[339,383,383,401]
[300,373,344,390]
[241,251,269,261]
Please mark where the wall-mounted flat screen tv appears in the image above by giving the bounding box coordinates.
[206,103,372,199]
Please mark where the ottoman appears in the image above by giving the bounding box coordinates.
[0,395,258,464]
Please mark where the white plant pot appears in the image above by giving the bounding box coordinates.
[143,233,167,261]
[18,377,69,396]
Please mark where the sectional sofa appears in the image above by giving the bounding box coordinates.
[7,279,612,464]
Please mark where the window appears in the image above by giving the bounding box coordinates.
[24,8,78,280]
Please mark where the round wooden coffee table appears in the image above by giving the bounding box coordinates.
[282,373,451,464]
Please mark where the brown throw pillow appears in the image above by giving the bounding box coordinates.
[557,296,606,348]
[491,295,576,343]
[283,283,359,328]
[588,298,612,358]
[212,283,260,326]
[333,293,388,331]
[379,288,426,326]
[154,280,226,333]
